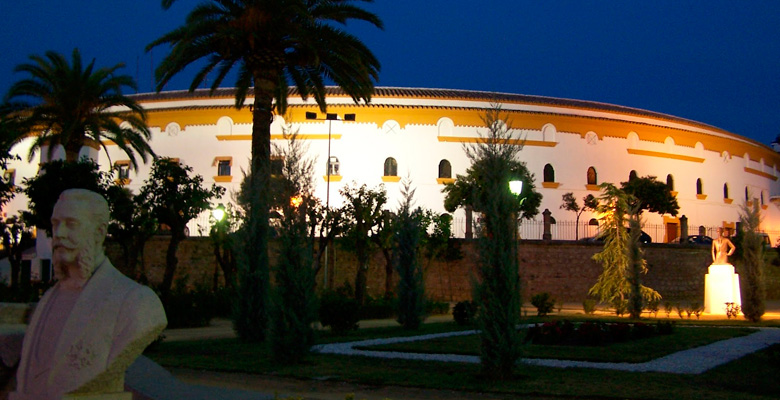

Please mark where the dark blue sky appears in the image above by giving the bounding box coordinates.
[2,1,780,145]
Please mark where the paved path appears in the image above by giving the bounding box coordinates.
[312,326,780,374]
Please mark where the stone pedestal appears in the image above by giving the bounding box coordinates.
[704,263,742,314]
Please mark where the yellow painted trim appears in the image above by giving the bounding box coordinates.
[696,194,708,200]
[542,182,561,189]
[323,175,343,182]
[102,140,117,146]
[213,156,232,166]
[214,176,233,183]
[744,167,778,181]
[114,178,131,186]
[216,134,343,141]
[436,178,455,185]
[722,221,736,229]
[382,176,402,183]
[724,198,733,204]
[437,136,557,147]
[585,184,600,191]
[747,201,754,207]
[670,191,678,197]
[762,204,769,210]
[626,148,704,163]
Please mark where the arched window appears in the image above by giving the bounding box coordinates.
[745,187,749,201]
[438,159,451,179]
[761,192,765,205]
[384,157,397,177]
[543,164,555,183]
[587,167,597,185]
[723,183,729,199]
[696,178,703,195]
[588,218,599,226]
[629,170,638,181]
[666,174,674,191]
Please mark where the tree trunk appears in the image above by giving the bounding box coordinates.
[354,244,370,306]
[160,228,185,300]
[382,248,393,299]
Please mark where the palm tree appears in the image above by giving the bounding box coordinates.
[4,48,154,169]
[148,0,382,341]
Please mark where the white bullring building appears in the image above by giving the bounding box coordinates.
[4,87,780,261]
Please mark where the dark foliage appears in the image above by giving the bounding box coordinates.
[319,285,360,335]
[530,292,556,317]
[453,300,478,326]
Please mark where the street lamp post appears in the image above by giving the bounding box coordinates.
[306,112,355,288]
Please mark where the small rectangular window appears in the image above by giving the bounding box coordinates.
[118,164,130,180]
[217,160,231,176]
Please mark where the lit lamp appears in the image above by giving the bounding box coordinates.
[509,180,523,196]
[211,204,226,222]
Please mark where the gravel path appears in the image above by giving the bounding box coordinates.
[312,326,780,374]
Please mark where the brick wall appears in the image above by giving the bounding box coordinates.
[106,237,777,303]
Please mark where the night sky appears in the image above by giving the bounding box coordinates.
[2,1,780,145]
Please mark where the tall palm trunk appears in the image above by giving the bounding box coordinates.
[234,76,274,341]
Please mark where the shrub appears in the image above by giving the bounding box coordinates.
[162,283,220,328]
[646,298,660,318]
[425,300,450,315]
[453,300,477,326]
[319,286,360,334]
[582,299,597,315]
[530,292,555,317]
[359,295,395,320]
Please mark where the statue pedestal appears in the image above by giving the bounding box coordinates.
[704,263,742,314]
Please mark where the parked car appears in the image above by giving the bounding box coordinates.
[675,235,713,245]
[579,229,652,244]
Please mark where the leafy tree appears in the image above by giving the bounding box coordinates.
[447,105,537,379]
[137,158,225,299]
[149,0,383,342]
[105,186,158,281]
[4,49,153,168]
[738,201,765,322]
[268,133,318,361]
[560,192,597,240]
[395,178,427,330]
[22,159,113,233]
[339,183,387,306]
[0,112,23,207]
[373,209,397,299]
[442,107,541,222]
[620,175,679,216]
[589,183,660,319]
[1,215,34,289]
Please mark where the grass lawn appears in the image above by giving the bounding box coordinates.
[145,321,780,399]
[361,325,756,363]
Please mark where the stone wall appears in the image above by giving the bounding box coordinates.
[106,237,778,303]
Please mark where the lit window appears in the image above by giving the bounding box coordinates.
[118,164,130,180]
[543,164,555,183]
[696,178,703,195]
[587,167,597,185]
[327,156,340,176]
[438,159,451,179]
[384,157,397,177]
[217,160,231,176]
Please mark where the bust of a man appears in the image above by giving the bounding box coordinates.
[11,189,167,400]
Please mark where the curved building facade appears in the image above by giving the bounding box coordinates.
[5,87,780,246]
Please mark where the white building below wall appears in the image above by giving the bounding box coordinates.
[3,87,780,279]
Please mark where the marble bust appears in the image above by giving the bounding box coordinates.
[11,189,167,400]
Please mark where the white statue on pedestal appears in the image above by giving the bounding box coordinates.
[11,189,167,400]
[704,228,742,315]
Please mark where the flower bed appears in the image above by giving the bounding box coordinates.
[525,320,675,346]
